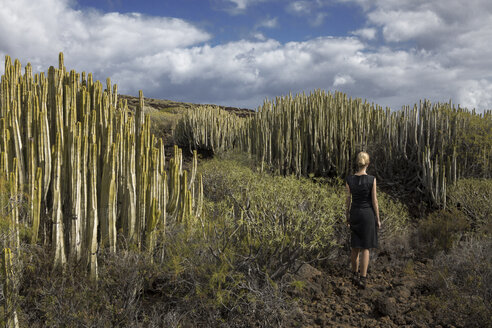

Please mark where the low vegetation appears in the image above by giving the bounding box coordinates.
[426,236,492,328]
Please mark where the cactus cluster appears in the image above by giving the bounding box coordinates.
[174,105,250,154]
[0,53,202,278]
[175,90,491,207]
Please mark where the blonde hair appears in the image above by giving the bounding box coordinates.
[356,151,370,169]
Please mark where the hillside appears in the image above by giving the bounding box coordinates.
[119,94,254,136]
[0,54,490,328]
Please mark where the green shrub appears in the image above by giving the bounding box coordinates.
[418,208,470,255]
[200,156,343,279]
[200,154,412,276]
[377,192,411,238]
[427,236,492,327]
[148,109,180,141]
[447,178,492,234]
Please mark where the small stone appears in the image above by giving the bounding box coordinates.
[375,296,397,317]
[314,317,324,325]
[396,286,412,299]
[401,278,417,289]
[363,318,379,328]
[296,263,322,280]
[394,315,406,325]
[379,316,393,324]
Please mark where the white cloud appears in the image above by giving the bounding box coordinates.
[253,32,267,41]
[1,0,492,112]
[311,13,327,27]
[335,0,492,111]
[222,0,268,14]
[257,17,278,29]
[0,0,210,75]
[368,9,443,42]
[351,28,377,40]
[287,1,312,15]
[458,79,492,111]
[229,0,249,10]
[333,74,355,87]
[286,0,328,26]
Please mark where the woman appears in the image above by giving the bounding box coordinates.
[345,151,381,289]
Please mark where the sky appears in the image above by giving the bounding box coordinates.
[1,0,492,112]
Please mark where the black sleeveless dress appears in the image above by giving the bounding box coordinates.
[346,174,378,249]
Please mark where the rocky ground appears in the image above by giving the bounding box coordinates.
[284,251,447,328]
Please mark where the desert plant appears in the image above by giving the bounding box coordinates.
[174,105,249,154]
[418,207,470,255]
[175,89,492,207]
[0,53,203,278]
[427,236,492,327]
[1,247,19,328]
[201,156,343,279]
[200,154,411,280]
[447,178,492,233]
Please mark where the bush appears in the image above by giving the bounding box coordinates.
[417,208,470,256]
[200,153,412,276]
[200,155,343,279]
[426,236,492,327]
[148,109,180,141]
[18,246,153,327]
[377,192,411,240]
[447,178,492,234]
[378,193,412,256]
[16,211,292,327]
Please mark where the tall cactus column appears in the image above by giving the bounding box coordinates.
[1,248,19,328]
[52,132,66,268]
[86,143,98,280]
[99,142,117,252]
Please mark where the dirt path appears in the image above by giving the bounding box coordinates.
[285,251,446,328]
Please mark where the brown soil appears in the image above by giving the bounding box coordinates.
[284,251,446,328]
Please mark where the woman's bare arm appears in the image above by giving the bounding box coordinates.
[345,183,351,225]
[372,178,381,228]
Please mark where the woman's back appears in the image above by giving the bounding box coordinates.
[346,174,375,209]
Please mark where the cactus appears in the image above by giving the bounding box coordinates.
[0,53,203,277]
[145,197,161,256]
[2,248,19,328]
[86,143,98,280]
[174,105,250,154]
[30,167,42,244]
[175,89,491,207]
[52,132,66,268]
[99,142,117,252]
